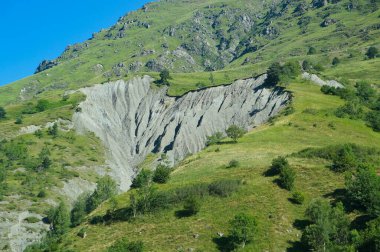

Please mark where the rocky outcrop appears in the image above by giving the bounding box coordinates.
[34,60,58,74]
[302,72,344,88]
[73,75,290,190]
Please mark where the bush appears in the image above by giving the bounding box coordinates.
[131,169,152,188]
[366,111,380,132]
[48,123,58,137]
[356,82,377,106]
[265,62,282,86]
[0,107,6,119]
[158,69,170,86]
[302,60,312,71]
[47,201,70,236]
[37,190,46,198]
[265,61,301,86]
[206,132,224,146]
[331,145,357,172]
[291,191,305,204]
[36,99,49,112]
[208,179,240,197]
[229,213,258,249]
[227,159,240,168]
[279,166,295,191]
[226,125,246,143]
[152,164,171,184]
[308,47,317,55]
[346,166,380,217]
[71,193,89,227]
[269,156,289,176]
[366,46,378,59]
[183,196,201,215]
[107,237,144,252]
[86,176,117,213]
[335,100,364,119]
[332,57,340,66]
[15,117,23,124]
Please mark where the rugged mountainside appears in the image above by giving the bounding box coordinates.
[73,75,289,190]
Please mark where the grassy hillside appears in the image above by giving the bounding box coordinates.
[59,81,380,251]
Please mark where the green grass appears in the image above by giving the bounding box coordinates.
[60,81,380,251]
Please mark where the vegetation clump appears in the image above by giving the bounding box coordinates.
[228,213,258,249]
[226,125,246,143]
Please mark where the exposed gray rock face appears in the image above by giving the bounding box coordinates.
[73,75,290,190]
[302,72,344,88]
[0,211,49,252]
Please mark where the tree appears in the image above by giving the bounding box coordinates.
[265,62,282,86]
[356,82,377,105]
[346,166,380,217]
[229,213,258,248]
[48,201,70,236]
[226,125,246,143]
[71,193,89,227]
[0,107,6,119]
[36,99,49,112]
[279,165,295,191]
[183,196,201,216]
[38,146,51,171]
[131,169,152,188]
[206,132,224,146]
[366,46,378,59]
[332,145,357,172]
[209,73,215,85]
[159,69,170,86]
[86,176,117,213]
[48,123,58,138]
[291,191,305,204]
[152,164,171,184]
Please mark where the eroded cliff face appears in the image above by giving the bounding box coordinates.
[73,75,291,190]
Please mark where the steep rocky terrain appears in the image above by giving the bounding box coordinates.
[73,75,290,190]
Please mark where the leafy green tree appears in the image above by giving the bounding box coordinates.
[159,69,170,86]
[86,176,117,213]
[360,217,380,251]
[48,123,58,138]
[0,107,6,119]
[48,201,70,236]
[183,196,201,215]
[38,146,51,171]
[279,165,295,191]
[229,213,258,248]
[356,82,377,106]
[131,169,152,188]
[346,166,380,217]
[335,100,364,120]
[71,193,89,227]
[269,156,289,175]
[107,237,144,252]
[366,111,380,132]
[366,46,378,59]
[226,125,246,143]
[152,164,171,184]
[36,99,49,112]
[332,145,357,172]
[206,132,224,146]
[291,191,305,204]
[265,62,282,86]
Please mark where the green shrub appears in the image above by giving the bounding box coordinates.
[366,46,378,59]
[227,159,240,168]
[107,237,144,252]
[48,123,58,138]
[366,111,380,132]
[308,47,317,55]
[15,117,23,124]
[183,196,201,215]
[37,190,46,198]
[279,166,295,191]
[152,164,171,184]
[158,69,170,86]
[208,179,240,197]
[291,191,305,204]
[86,176,117,213]
[71,193,89,227]
[229,213,258,249]
[206,132,224,146]
[331,145,358,172]
[335,100,364,119]
[77,228,87,238]
[0,107,6,119]
[131,169,152,188]
[332,57,340,66]
[47,202,70,237]
[226,125,246,143]
[36,99,49,112]
[269,156,289,175]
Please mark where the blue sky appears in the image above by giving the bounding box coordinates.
[0,0,151,86]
